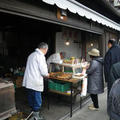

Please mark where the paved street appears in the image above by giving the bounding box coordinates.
[65,90,109,120]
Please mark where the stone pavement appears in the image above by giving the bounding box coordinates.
[64,90,109,120]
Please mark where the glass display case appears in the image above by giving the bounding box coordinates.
[49,63,83,75]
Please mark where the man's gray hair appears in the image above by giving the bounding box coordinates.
[38,42,48,49]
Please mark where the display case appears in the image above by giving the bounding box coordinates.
[49,63,83,75]
[49,62,88,80]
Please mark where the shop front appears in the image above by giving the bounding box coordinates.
[0,13,101,120]
[0,0,120,120]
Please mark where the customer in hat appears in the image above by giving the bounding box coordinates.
[85,48,104,111]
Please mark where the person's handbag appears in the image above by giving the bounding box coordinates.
[81,77,87,96]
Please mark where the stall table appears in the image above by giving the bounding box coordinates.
[47,76,84,117]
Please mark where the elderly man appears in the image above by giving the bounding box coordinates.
[23,42,49,120]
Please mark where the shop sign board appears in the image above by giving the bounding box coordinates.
[114,0,120,7]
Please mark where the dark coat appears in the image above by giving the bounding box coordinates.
[104,44,120,83]
[104,44,120,93]
[108,78,120,120]
[109,62,120,92]
[86,57,104,94]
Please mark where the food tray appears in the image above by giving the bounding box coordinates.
[72,73,87,79]
[49,72,72,80]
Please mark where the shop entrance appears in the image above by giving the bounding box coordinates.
[0,12,58,68]
[0,12,67,120]
[0,12,103,120]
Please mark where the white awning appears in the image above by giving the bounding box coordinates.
[42,0,120,31]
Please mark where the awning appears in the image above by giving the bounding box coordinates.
[42,0,120,31]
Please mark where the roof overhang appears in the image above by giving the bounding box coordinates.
[42,0,120,31]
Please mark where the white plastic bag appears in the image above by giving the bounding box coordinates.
[81,77,87,97]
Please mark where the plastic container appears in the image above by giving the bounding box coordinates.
[48,80,57,90]
[48,80,70,92]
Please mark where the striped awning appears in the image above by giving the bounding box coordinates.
[42,0,120,31]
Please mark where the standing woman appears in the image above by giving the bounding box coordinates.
[86,48,104,111]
